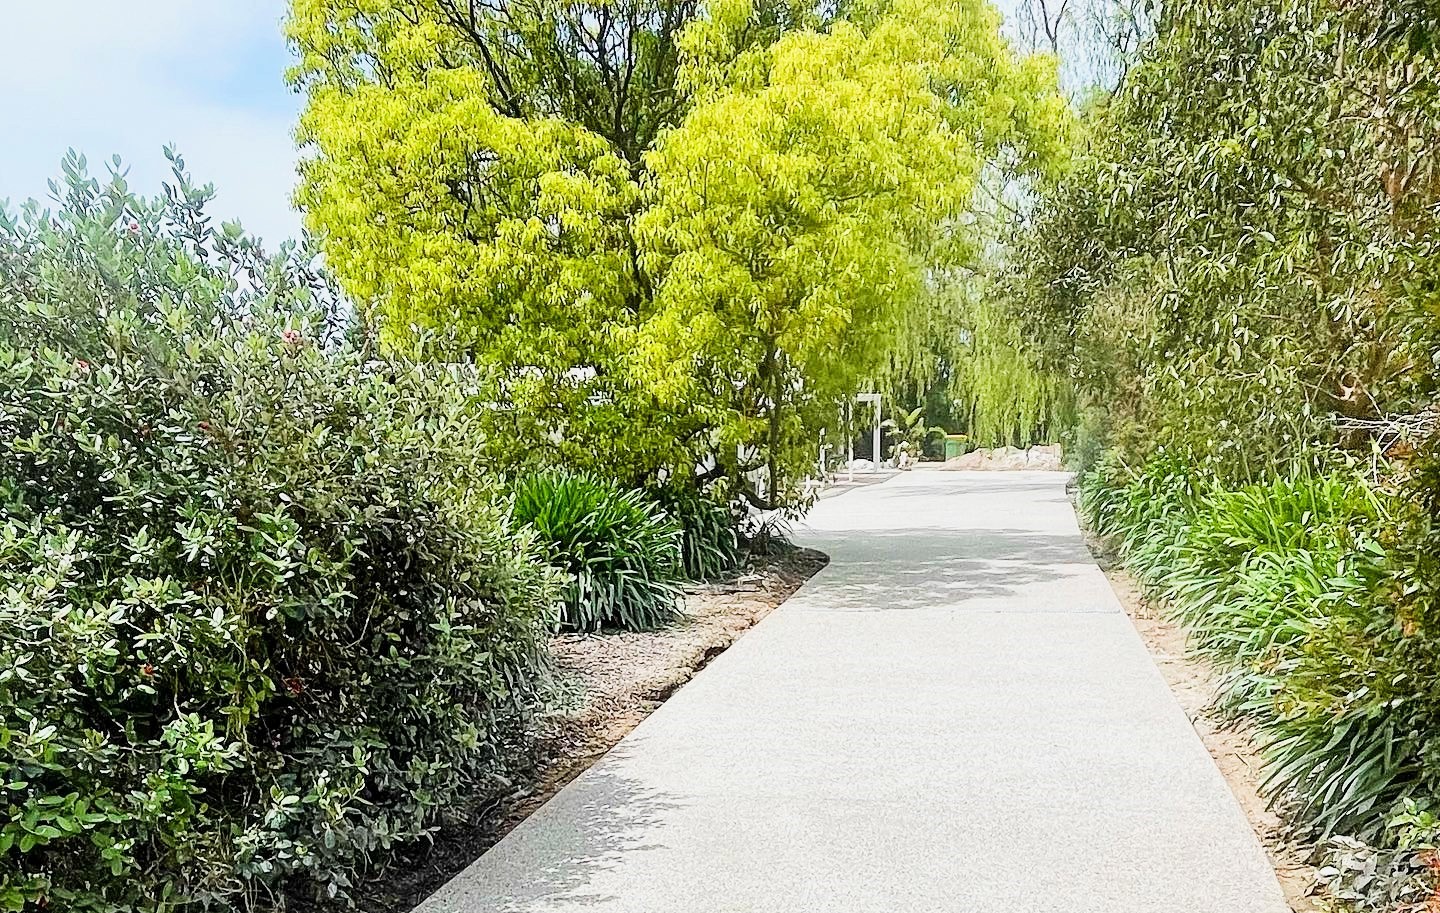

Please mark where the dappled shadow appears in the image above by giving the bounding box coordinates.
[793,473,1119,614]
[813,527,1094,563]
[416,763,682,913]
[789,529,1118,613]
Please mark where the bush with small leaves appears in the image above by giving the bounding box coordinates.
[0,153,561,911]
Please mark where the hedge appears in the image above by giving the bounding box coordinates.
[0,157,561,910]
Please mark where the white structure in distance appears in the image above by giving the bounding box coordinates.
[851,392,882,481]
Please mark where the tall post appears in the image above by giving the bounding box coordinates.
[872,395,881,473]
[847,399,854,483]
[855,393,881,474]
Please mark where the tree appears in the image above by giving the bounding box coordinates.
[290,0,734,484]
[633,0,1070,504]
[289,0,844,487]
[289,0,1069,504]
[1011,0,1154,93]
[1010,0,1440,478]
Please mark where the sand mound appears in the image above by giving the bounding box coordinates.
[943,444,1063,471]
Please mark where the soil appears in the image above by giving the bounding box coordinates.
[1078,520,1322,912]
[350,547,829,913]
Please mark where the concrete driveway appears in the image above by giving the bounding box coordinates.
[417,470,1291,913]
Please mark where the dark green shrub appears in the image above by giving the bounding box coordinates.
[650,488,740,581]
[513,472,684,632]
[0,154,560,911]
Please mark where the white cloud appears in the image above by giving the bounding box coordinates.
[0,0,302,246]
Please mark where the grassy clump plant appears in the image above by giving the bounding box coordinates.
[650,487,741,581]
[513,471,685,632]
[1080,456,1428,843]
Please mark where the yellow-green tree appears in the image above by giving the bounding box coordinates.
[288,0,1068,501]
[635,0,1069,502]
[289,0,738,481]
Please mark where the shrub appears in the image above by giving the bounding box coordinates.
[1079,459,1426,842]
[739,509,795,557]
[513,472,684,632]
[0,154,560,911]
[650,488,741,581]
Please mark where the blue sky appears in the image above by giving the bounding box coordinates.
[0,1,302,246]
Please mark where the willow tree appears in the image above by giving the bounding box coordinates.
[634,0,1070,504]
[944,284,1072,447]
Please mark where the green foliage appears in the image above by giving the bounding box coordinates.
[1014,0,1440,481]
[1317,823,1440,912]
[288,0,714,488]
[738,510,794,558]
[651,488,742,581]
[635,0,1071,503]
[1080,460,1438,845]
[288,0,1072,508]
[1062,399,1109,473]
[880,406,945,460]
[947,285,1072,448]
[0,155,560,911]
[513,472,685,632]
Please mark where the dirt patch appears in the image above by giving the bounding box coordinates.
[1080,527,1321,911]
[351,547,828,912]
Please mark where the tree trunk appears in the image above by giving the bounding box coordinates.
[764,338,781,507]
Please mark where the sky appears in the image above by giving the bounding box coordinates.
[0,1,303,246]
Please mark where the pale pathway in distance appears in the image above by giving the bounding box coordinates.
[418,470,1291,913]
